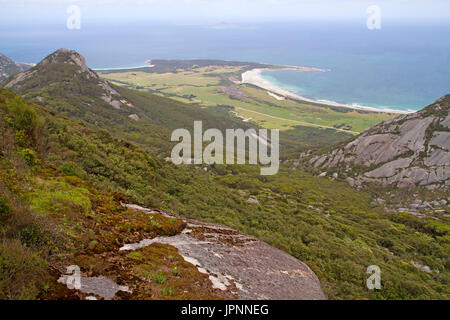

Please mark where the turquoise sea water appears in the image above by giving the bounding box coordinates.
[1,20,449,111]
[259,50,449,112]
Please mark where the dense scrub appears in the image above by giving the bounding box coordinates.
[153,164,449,299]
[0,89,217,299]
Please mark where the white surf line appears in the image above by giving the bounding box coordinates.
[234,107,360,135]
[241,68,410,115]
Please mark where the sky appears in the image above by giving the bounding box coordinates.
[1,0,450,25]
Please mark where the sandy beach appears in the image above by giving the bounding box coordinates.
[241,68,408,114]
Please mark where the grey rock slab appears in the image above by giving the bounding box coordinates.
[424,149,450,166]
[429,132,450,151]
[365,158,412,178]
[120,211,325,300]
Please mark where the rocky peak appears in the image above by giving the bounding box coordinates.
[0,53,15,65]
[4,49,134,111]
[307,95,450,190]
[39,48,90,73]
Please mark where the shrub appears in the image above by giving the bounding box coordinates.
[0,239,47,299]
[58,161,78,177]
[6,97,37,147]
[0,196,11,218]
[6,97,36,131]
[20,148,39,166]
[18,224,50,248]
[151,271,167,284]
[150,218,161,228]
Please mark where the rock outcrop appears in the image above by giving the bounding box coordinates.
[308,95,450,189]
[0,53,33,81]
[120,204,326,300]
[56,203,325,300]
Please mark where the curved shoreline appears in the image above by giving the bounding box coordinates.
[93,65,149,71]
[241,68,409,114]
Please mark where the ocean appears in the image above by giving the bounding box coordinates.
[1,20,449,111]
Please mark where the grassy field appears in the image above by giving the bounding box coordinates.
[100,64,395,134]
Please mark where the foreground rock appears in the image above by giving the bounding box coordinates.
[121,204,325,300]
[308,95,450,189]
[55,204,325,300]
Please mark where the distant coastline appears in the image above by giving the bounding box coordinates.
[268,64,327,73]
[94,58,412,114]
[241,68,408,114]
[93,65,149,71]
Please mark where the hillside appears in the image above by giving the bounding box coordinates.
[2,49,450,300]
[307,96,450,190]
[0,53,33,82]
[4,48,134,111]
[0,88,324,300]
[3,49,354,158]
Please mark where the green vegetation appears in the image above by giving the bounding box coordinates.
[161,287,174,296]
[152,271,168,284]
[171,266,181,277]
[28,179,92,216]
[0,88,216,299]
[0,61,448,301]
[154,164,449,299]
[126,243,224,299]
[0,195,10,217]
